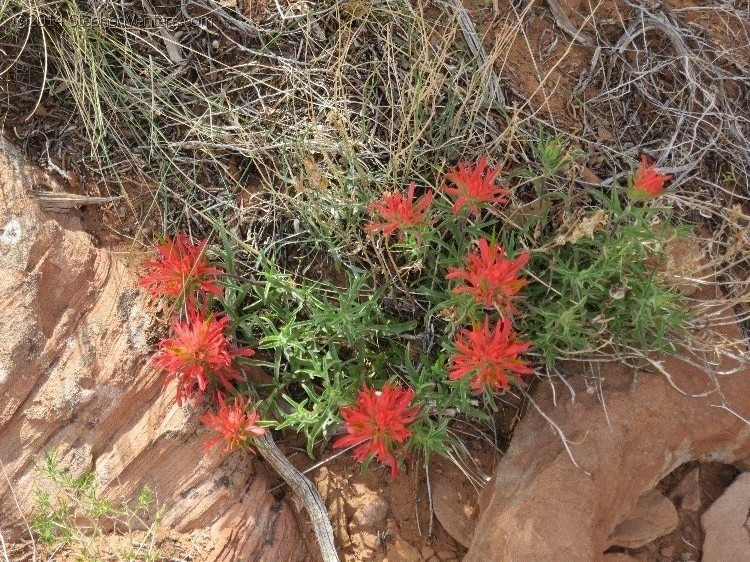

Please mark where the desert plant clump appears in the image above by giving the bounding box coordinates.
[31,451,164,562]
[134,149,694,476]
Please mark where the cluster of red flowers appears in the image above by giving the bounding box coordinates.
[366,156,510,240]
[338,157,536,477]
[141,234,265,455]
[137,152,671,477]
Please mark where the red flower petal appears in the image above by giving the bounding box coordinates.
[366,182,434,241]
[153,308,254,405]
[449,316,534,393]
[333,383,419,477]
[630,154,673,198]
[447,238,529,314]
[200,393,266,455]
[140,233,224,301]
[442,156,509,216]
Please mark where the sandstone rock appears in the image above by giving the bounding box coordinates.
[349,492,389,528]
[431,459,479,548]
[465,300,750,561]
[420,545,435,559]
[701,472,750,562]
[353,496,389,527]
[602,555,639,562]
[606,490,678,548]
[0,139,307,561]
[386,538,422,561]
[671,466,702,513]
[660,545,676,558]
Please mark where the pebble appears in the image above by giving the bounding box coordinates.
[353,496,389,527]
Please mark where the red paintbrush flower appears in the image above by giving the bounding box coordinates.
[442,156,509,216]
[449,316,534,393]
[447,239,530,314]
[366,182,434,241]
[153,309,254,406]
[140,233,223,301]
[628,154,673,199]
[200,393,266,455]
[333,383,419,477]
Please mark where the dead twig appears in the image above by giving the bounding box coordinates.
[544,0,594,46]
[254,432,339,562]
[29,190,122,212]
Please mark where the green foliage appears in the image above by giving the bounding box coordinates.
[31,450,164,561]
[531,129,585,180]
[222,252,423,455]
[524,195,691,366]
[213,129,693,469]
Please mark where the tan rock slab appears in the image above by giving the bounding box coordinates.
[701,472,750,562]
[606,489,678,549]
[431,458,479,548]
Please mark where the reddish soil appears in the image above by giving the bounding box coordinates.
[275,432,499,562]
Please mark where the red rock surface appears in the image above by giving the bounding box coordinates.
[0,139,306,561]
[466,312,750,561]
[701,472,750,562]
[606,490,678,549]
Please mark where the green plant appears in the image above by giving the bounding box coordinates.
[31,450,164,562]
[192,141,694,472]
[531,129,583,180]
[523,192,691,366]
